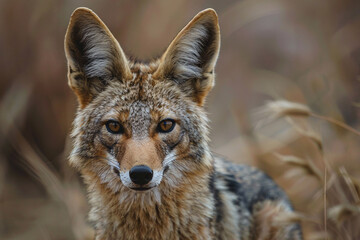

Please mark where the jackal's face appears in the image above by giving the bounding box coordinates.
[65,8,220,193]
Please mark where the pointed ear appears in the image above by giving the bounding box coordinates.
[153,8,220,106]
[64,7,132,108]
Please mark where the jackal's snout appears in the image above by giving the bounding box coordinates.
[118,138,164,190]
[129,165,153,185]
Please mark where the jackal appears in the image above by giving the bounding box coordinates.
[65,7,302,240]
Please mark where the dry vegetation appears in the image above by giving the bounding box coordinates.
[1,0,359,239]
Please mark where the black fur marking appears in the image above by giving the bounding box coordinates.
[223,173,242,208]
[99,136,117,151]
[224,174,242,194]
[113,167,120,175]
[74,74,83,81]
[168,131,184,150]
[209,171,223,223]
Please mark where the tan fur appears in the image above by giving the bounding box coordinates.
[253,201,302,240]
[120,139,162,171]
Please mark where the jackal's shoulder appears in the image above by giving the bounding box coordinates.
[213,156,289,208]
[211,157,302,239]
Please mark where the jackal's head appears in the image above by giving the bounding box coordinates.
[65,8,220,195]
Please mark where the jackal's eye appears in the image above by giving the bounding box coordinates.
[105,120,124,134]
[157,119,175,133]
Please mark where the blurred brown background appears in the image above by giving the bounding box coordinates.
[1,0,360,239]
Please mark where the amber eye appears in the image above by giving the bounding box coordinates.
[105,120,124,134]
[158,119,176,133]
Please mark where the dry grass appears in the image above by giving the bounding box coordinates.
[1,0,359,239]
[254,99,360,239]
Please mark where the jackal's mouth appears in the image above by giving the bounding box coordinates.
[129,187,153,192]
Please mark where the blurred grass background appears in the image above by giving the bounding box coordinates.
[1,0,360,239]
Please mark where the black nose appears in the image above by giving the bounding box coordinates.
[129,165,153,185]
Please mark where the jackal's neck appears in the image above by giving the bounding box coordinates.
[85,158,216,239]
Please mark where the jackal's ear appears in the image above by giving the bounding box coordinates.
[64,7,131,108]
[153,8,220,106]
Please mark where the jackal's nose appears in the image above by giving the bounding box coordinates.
[129,165,153,185]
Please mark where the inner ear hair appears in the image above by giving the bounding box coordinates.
[64,7,131,107]
[154,8,220,106]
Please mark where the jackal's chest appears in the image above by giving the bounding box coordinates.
[90,190,216,240]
